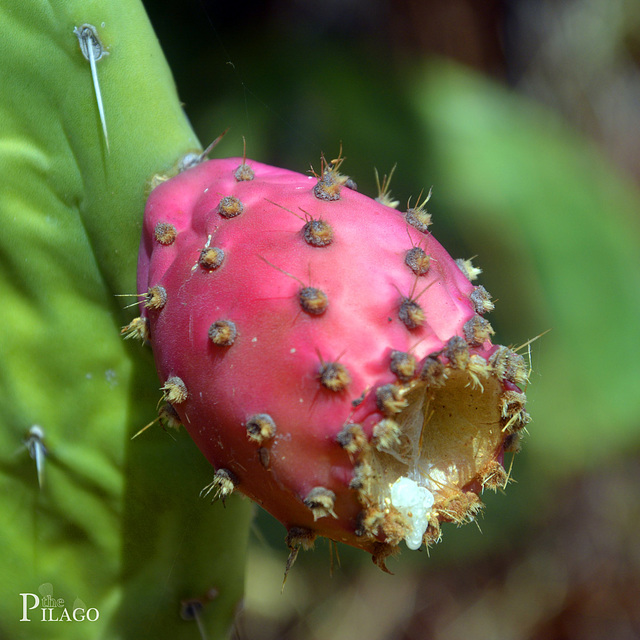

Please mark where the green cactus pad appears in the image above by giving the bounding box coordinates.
[0,1,252,638]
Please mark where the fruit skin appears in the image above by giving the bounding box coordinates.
[138,156,529,561]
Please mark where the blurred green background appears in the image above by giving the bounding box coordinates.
[141,0,640,638]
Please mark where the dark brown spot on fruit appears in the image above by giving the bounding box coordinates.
[464,315,494,346]
[376,384,408,415]
[405,247,430,275]
[350,463,371,491]
[217,195,244,219]
[246,413,277,443]
[161,376,188,404]
[405,191,432,233]
[285,526,316,551]
[208,320,237,346]
[489,346,528,386]
[480,460,508,491]
[500,391,527,423]
[299,287,328,315]
[319,362,351,392]
[234,163,254,181]
[372,418,401,451]
[503,432,522,453]
[200,468,238,505]
[398,298,425,329]
[302,218,333,247]
[257,447,271,469]
[420,356,447,386]
[154,222,177,245]
[283,526,316,586]
[313,174,345,201]
[303,487,337,520]
[456,258,482,282]
[158,403,182,431]
[199,246,225,270]
[336,422,367,455]
[312,152,348,201]
[145,285,167,310]
[390,350,417,381]
[470,285,494,314]
[444,336,469,369]
[406,209,431,233]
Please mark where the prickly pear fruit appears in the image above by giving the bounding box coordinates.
[134,155,530,568]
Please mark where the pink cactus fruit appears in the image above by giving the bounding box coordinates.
[131,153,530,569]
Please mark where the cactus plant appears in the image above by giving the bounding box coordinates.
[11,2,623,638]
